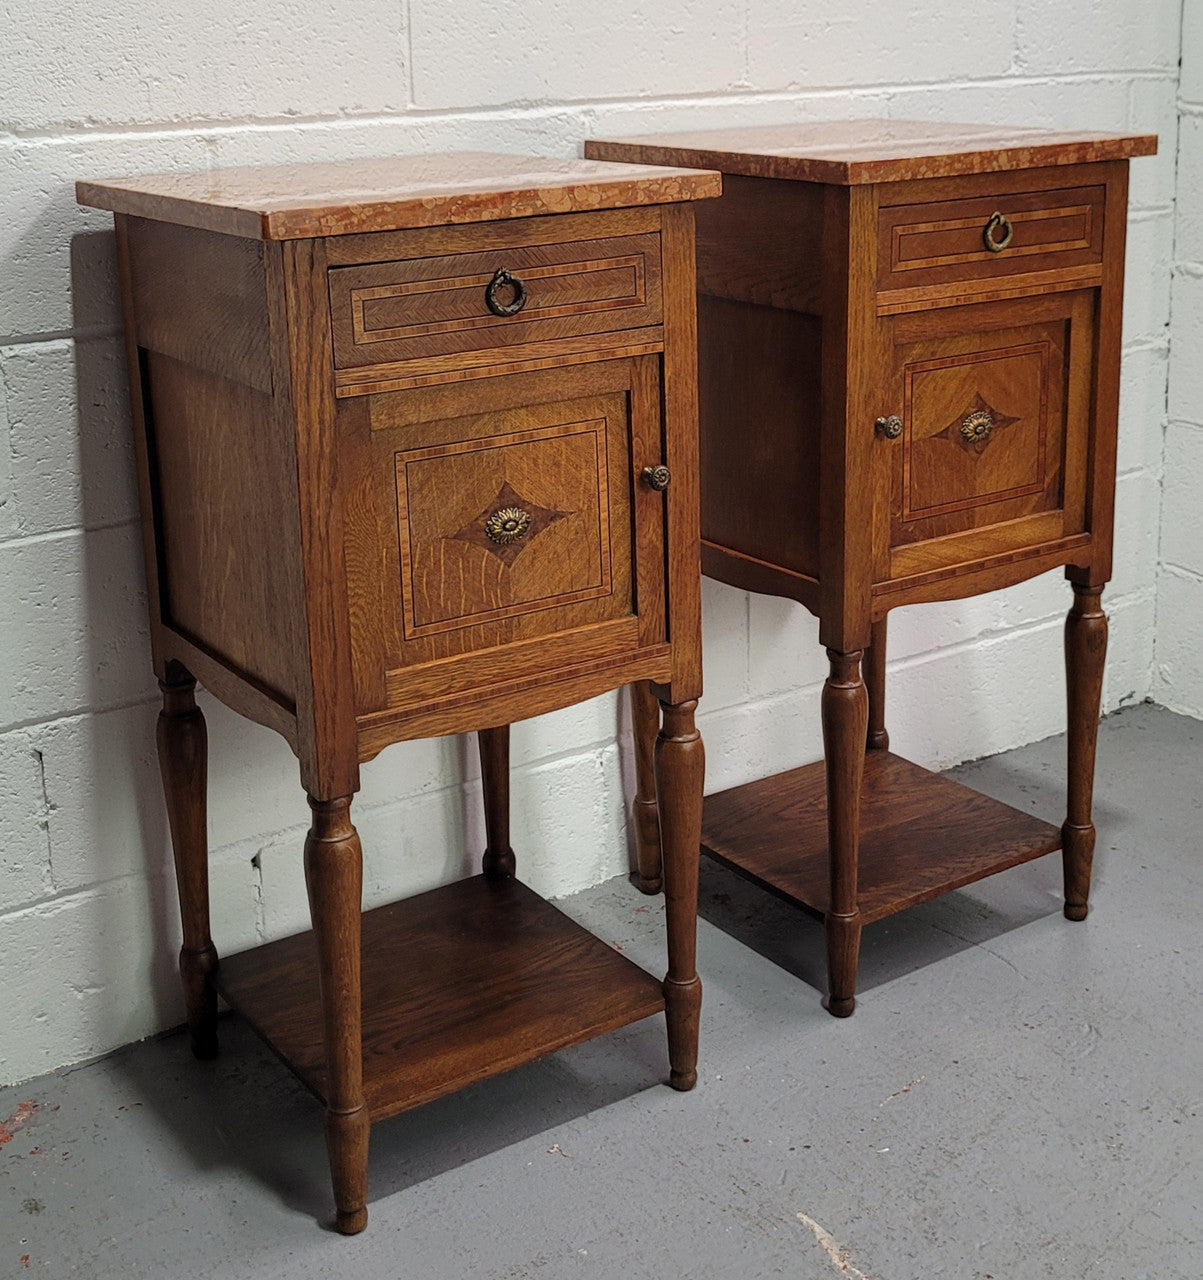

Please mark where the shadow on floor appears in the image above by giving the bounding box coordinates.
[696,752,1087,1002]
[110,1005,671,1228]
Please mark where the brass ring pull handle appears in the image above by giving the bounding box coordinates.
[875,414,903,440]
[484,506,531,545]
[983,210,1014,253]
[961,409,993,443]
[485,267,528,317]
[641,464,671,491]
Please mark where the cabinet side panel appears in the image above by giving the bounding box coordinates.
[125,217,273,393]
[143,350,306,708]
[694,175,824,314]
[698,295,822,580]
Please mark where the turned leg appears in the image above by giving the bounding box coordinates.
[156,669,219,1060]
[305,796,371,1235]
[865,616,890,752]
[654,699,704,1090]
[822,650,868,1018]
[629,681,664,894]
[1063,584,1108,922]
[478,725,516,879]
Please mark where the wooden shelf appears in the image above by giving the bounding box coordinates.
[217,875,666,1121]
[701,751,1061,925]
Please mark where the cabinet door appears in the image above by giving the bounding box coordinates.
[876,290,1094,586]
[341,357,667,719]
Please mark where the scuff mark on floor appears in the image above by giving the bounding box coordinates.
[0,1101,38,1147]
[882,1076,924,1104]
[797,1213,873,1279]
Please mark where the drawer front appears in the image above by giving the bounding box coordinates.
[876,292,1094,583]
[341,359,668,716]
[878,185,1105,295]
[329,234,662,370]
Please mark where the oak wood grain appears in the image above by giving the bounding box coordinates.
[157,671,219,1060]
[701,751,1062,924]
[628,681,663,893]
[877,183,1105,295]
[95,157,714,1232]
[125,216,273,392]
[1062,584,1107,921]
[329,232,662,369]
[142,351,306,708]
[600,122,1148,1016]
[478,725,516,879]
[217,874,666,1119]
[303,796,369,1234]
[655,700,704,1089]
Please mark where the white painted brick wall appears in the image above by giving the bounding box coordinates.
[0,1,1185,1087]
[1156,10,1203,718]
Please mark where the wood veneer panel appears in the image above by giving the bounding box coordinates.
[217,875,666,1119]
[697,296,821,580]
[701,751,1061,924]
[877,185,1105,294]
[329,233,662,368]
[125,217,272,392]
[144,351,306,706]
[693,175,824,313]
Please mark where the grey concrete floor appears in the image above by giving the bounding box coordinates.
[2,703,1200,1279]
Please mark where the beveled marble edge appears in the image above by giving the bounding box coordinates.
[76,152,722,239]
[585,121,1158,185]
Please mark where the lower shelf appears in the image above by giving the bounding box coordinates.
[217,874,666,1122]
[701,750,1062,925]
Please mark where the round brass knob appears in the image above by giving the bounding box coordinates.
[485,267,527,317]
[961,409,993,443]
[641,464,671,491]
[875,414,903,440]
[983,211,1014,253]
[484,506,531,544]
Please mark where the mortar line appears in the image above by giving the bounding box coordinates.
[1,71,1178,144]
[1152,0,1189,697]
[0,326,122,347]
[0,690,160,740]
[0,514,141,553]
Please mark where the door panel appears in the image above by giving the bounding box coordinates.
[878,291,1094,583]
[342,358,666,715]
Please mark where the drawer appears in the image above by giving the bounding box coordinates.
[329,233,662,370]
[878,185,1105,295]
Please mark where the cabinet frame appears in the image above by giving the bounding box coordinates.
[80,155,720,1233]
[587,121,1154,1017]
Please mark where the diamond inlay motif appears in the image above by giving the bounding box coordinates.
[451,480,570,566]
[936,393,1020,456]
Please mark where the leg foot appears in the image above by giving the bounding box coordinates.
[822,649,867,1017]
[664,976,701,1090]
[1063,584,1107,921]
[327,1105,371,1235]
[157,670,219,1060]
[305,796,370,1233]
[478,726,516,879]
[865,617,890,753]
[822,912,862,1018]
[629,682,663,894]
[655,699,704,1089]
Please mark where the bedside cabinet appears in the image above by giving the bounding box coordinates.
[587,121,1156,1016]
[77,153,719,1232]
